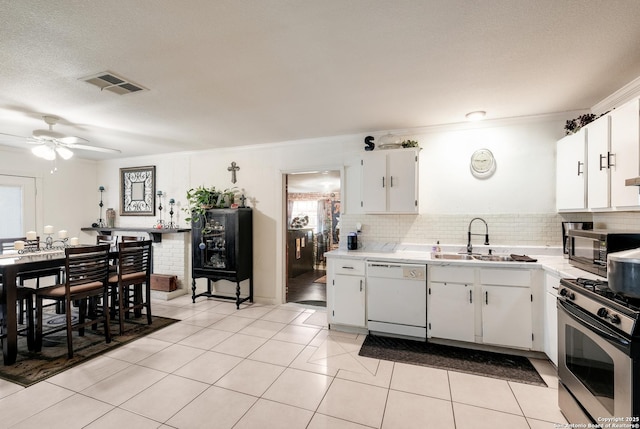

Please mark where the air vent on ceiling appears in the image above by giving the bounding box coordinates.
[80,71,148,95]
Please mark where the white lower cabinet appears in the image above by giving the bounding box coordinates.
[429,265,534,350]
[481,284,532,349]
[327,258,366,328]
[429,281,475,342]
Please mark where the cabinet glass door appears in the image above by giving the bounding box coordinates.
[195,211,237,272]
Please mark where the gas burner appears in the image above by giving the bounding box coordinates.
[563,277,640,314]
[576,277,608,288]
[575,277,610,294]
[613,294,640,312]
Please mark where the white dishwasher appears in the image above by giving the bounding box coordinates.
[366,262,427,340]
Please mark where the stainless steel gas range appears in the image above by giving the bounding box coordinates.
[558,277,640,422]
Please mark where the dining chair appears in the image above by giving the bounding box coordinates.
[109,239,153,335]
[96,234,119,271]
[35,244,112,358]
[120,235,145,242]
[0,237,62,350]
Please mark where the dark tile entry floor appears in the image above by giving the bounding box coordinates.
[287,267,326,306]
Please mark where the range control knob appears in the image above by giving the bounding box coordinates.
[559,288,575,300]
[597,307,621,324]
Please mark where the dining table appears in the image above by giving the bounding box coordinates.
[0,250,68,364]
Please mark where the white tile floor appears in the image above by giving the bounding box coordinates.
[0,295,569,428]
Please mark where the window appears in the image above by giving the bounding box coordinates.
[0,175,36,239]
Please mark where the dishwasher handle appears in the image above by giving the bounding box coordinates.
[367,263,402,269]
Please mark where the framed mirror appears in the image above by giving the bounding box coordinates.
[120,166,156,216]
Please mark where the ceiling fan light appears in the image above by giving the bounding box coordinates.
[465,111,486,121]
[31,145,56,160]
[55,146,74,160]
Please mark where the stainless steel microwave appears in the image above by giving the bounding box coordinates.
[568,229,640,277]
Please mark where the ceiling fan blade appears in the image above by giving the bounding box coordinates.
[66,143,121,154]
[57,136,89,144]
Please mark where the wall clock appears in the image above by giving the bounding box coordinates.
[470,149,496,178]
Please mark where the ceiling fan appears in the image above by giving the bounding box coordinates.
[24,115,121,161]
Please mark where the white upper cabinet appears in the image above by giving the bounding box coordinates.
[586,114,611,209]
[556,129,587,210]
[361,148,419,213]
[610,98,640,207]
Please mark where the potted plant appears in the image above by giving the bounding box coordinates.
[220,187,237,208]
[184,185,220,223]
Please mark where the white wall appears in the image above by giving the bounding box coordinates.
[340,115,570,249]
[0,147,99,239]
[0,112,580,305]
[417,117,560,214]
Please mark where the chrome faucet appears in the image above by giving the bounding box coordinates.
[467,217,489,254]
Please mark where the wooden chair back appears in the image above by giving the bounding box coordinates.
[117,240,152,278]
[65,244,111,292]
[121,236,145,242]
[96,234,118,248]
[0,236,40,254]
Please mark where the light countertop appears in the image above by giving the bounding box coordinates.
[325,243,604,281]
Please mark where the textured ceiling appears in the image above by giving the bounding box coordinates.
[1,0,640,159]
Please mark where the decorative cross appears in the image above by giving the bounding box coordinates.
[239,194,247,208]
[227,161,240,184]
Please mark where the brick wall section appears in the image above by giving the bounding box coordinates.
[150,233,189,290]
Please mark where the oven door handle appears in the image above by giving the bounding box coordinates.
[559,300,631,349]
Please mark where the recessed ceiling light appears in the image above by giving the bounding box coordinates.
[465,111,486,121]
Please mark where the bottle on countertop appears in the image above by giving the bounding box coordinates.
[432,240,441,253]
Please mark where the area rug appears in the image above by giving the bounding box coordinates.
[2,312,178,387]
[314,275,327,284]
[359,334,546,387]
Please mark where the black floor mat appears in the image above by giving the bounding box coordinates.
[359,334,546,386]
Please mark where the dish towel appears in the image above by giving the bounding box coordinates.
[510,254,537,262]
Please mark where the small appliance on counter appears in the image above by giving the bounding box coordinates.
[347,232,358,250]
[567,229,640,277]
[562,221,593,256]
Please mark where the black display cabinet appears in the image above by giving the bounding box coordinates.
[191,208,253,308]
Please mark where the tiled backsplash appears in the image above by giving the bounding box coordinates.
[338,211,640,249]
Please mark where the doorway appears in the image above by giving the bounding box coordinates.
[285,170,341,306]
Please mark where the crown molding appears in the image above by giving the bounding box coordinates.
[592,75,640,114]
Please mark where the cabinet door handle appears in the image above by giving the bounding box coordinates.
[382,176,385,188]
[469,290,473,303]
[360,279,363,292]
[599,154,606,171]
[608,152,615,168]
[485,291,488,305]
[577,161,583,176]
[390,176,394,187]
